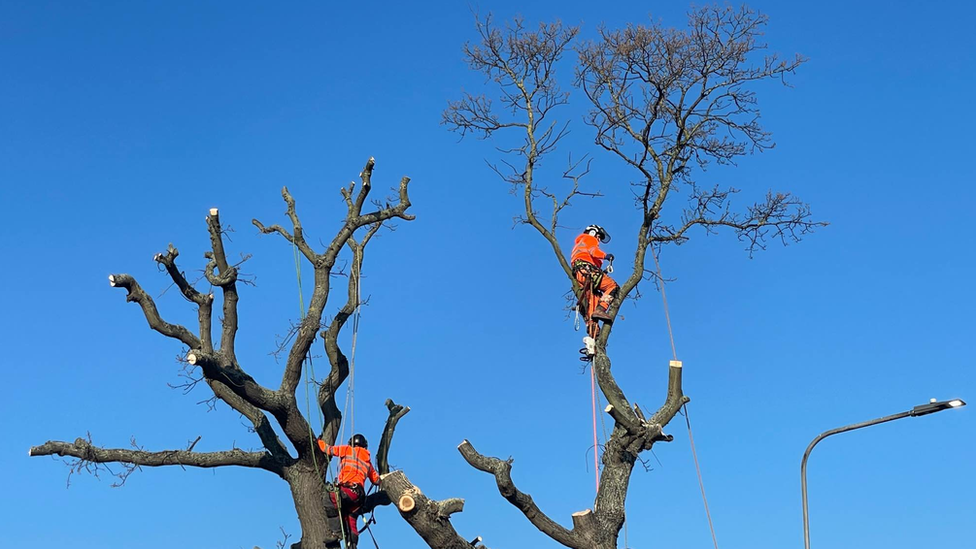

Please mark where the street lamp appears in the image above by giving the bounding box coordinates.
[801,398,966,549]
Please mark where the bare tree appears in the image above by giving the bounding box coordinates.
[27,160,481,549]
[445,6,825,548]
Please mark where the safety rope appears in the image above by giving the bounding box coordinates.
[649,247,719,549]
[293,239,366,548]
[338,254,362,468]
[578,274,601,493]
[293,241,325,481]
[589,362,600,492]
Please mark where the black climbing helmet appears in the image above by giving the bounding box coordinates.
[584,224,611,243]
[350,433,368,449]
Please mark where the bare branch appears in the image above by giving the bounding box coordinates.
[108,274,200,349]
[153,245,215,352]
[458,440,579,548]
[446,15,582,285]
[204,209,242,361]
[655,189,828,255]
[576,5,817,313]
[29,436,280,475]
[377,398,410,475]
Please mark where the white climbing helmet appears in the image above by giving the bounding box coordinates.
[583,224,610,243]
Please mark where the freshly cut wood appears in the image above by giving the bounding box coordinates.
[398,494,416,512]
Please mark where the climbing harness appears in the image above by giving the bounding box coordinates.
[649,247,720,549]
[574,256,614,361]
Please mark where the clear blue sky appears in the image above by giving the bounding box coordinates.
[2,1,973,548]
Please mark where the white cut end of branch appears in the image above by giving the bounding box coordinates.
[108,275,116,286]
[398,494,416,512]
[604,404,613,413]
[571,509,593,517]
[153,253,162,262]
[669,360,683,368]
[28,448,32,456]
[209,208,219,216]
[187,353,198,365]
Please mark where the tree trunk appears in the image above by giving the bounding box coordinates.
[286,461,337,549]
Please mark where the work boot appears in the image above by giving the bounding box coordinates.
[590,302,613,322]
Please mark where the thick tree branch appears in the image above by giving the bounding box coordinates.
[377,398,410,475]
[186,350,281,413]
[108,274,200,349]
[458,440,579,548]
[208,380,291,463]
[647,361,690,436]
[29,437,280,475]
[205,209,242,362]
[381,470,476,549]
[153,244,215,352]
[118,232,287,463]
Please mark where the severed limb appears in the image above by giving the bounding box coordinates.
[381,470,474,549]
[358,401,482,549]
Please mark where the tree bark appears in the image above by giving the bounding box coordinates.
[285,461,339,549]
[380,470,474,549]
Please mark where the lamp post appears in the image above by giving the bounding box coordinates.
[801,398,965,549]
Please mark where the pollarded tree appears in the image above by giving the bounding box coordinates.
[27,160,483,549]
[445,6,825,549]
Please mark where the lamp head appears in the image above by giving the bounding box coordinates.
[910,398,966,417]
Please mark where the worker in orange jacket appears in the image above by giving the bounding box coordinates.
[317,433,380,548]
[571,224,618,322]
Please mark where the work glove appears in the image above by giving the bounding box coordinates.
[605,253,615,262]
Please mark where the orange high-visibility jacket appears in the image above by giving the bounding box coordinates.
[571,233,608,268]
[318,441,380,487]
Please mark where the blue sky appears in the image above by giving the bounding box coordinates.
[2,1,973,548]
